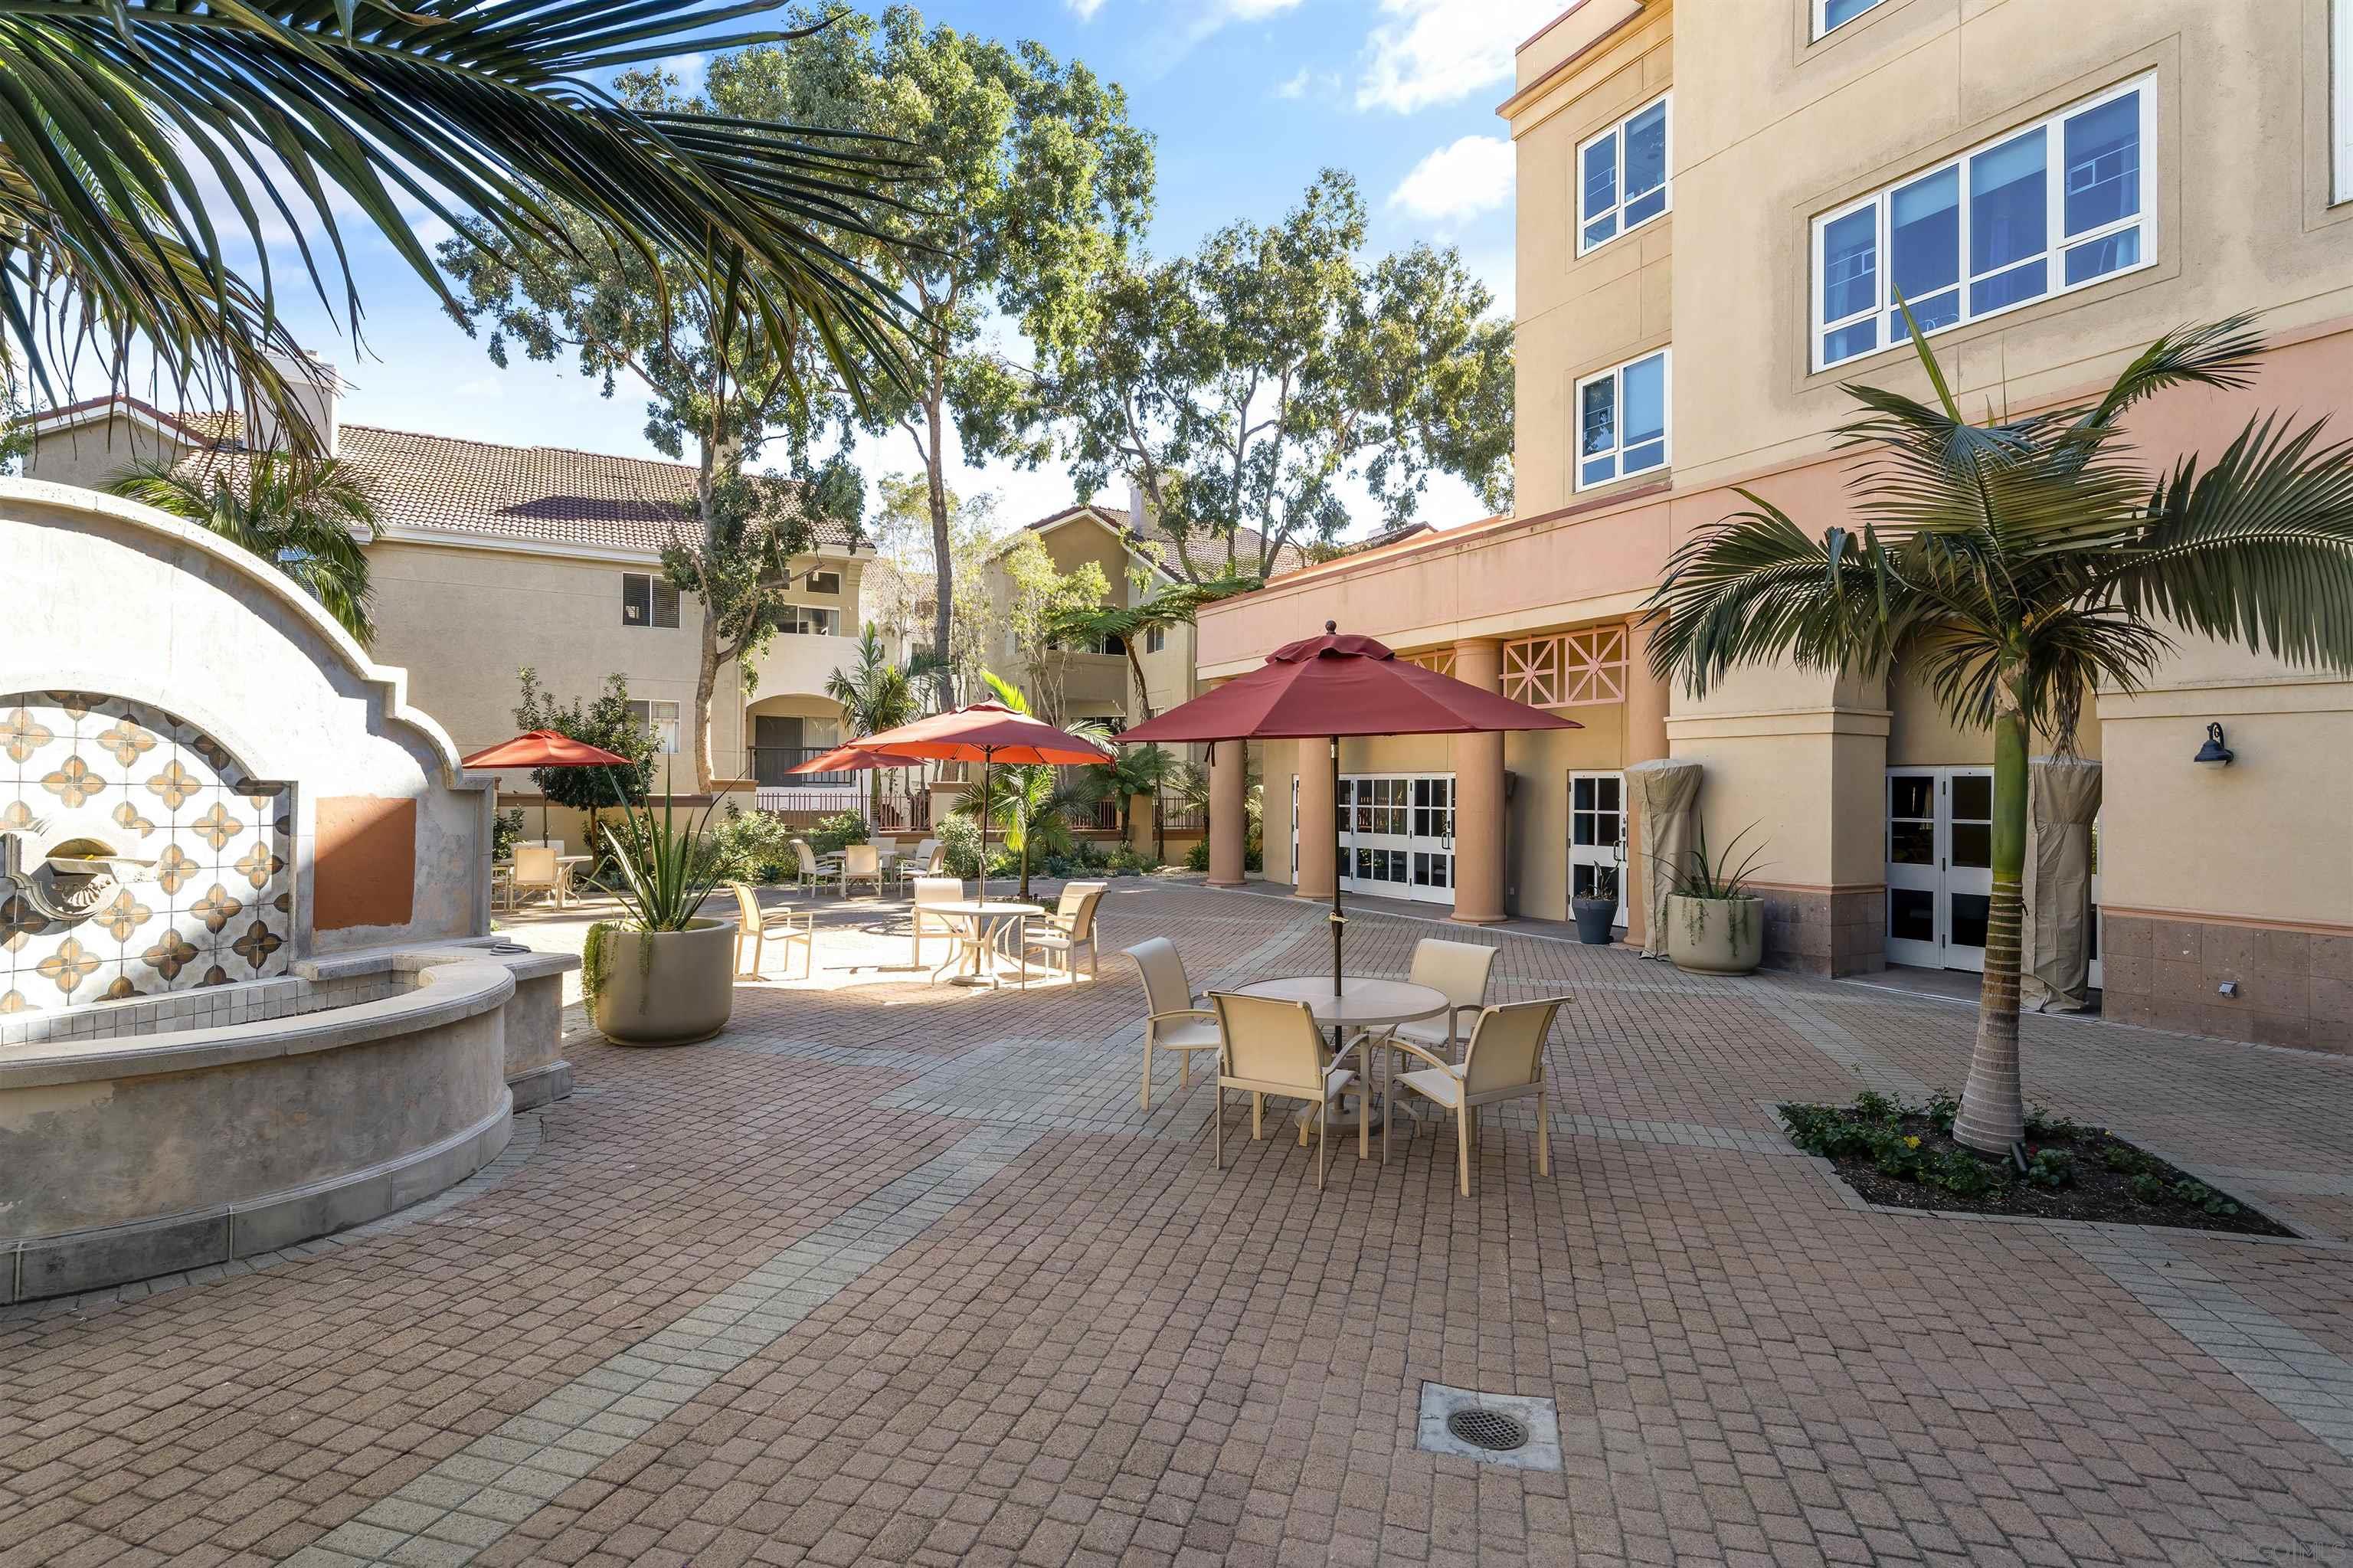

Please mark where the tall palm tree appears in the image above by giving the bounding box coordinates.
[951,672,1107,900]
[0,0,918,440]
[110,454,382,644]
[824,621,929,824]
[1646,309,2353,1156]
[1044,574,1260,721]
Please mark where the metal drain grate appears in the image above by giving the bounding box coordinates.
[1445,1408,1530,1452]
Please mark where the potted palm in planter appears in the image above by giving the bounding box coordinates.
[582,794,736,1046]
[1571,864,1620,945]
[1659,823,1770,975]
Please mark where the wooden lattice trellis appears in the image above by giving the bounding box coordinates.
[1402,649,1455,677]
[1502,624,1627,707]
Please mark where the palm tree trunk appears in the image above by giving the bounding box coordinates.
[1955,695,2030,1154]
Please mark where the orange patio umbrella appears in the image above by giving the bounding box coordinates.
[846,703,1113,900]
[461,728,637,847]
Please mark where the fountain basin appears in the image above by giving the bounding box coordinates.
[0,955,535,1304]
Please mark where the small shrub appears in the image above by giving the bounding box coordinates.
[2024,1149,2075,1190]
[938,816,984,878]
[708,804,794,884]
[493,807,528,861]
[2131,1171,2170,1204]
[1185,840,1212,872]
[809,810,869,856]
[2101,1142,2148,1174]
[1930,1150,2001,1197]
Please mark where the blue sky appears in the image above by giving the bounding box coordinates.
[199,0,1556,535]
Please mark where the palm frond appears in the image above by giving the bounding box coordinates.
[2071,313,2267,437]
[2106,413,2353,672]
[0,0,925,434]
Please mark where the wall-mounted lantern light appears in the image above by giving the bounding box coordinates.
[2192,722,2234,767]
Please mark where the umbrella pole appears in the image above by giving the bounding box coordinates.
[1330,736,1343,1000]
[977,748,992,903]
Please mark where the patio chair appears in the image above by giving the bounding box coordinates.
[1127,938,1222,1107]
[895,839,944,887]
[911,876,966,968]
[511,845,561,907]
[789,838,837,894]
[1385,996,1567,1193]
[1383,938,1498,1065]
[727,881,813,980]
[839,843,886,898]
[1208,991,1369,1190]
[1023,884,1105,984]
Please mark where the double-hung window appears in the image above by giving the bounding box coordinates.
[1146,624,1167,655]
[624,699,679,754]
[621,571,680,629]
[1814,0,1887,37]
[1578,93,1671,254]
[1813,77,2153,371]
[781,605,839,637]
[1574,349,1671,491]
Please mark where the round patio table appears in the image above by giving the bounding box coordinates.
[932,899,1037,988]
[1230,976,1445,1131]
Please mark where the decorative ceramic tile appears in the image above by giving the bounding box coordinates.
[2,692,295,1012]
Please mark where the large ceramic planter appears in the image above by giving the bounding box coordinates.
[1664,894,1763,975]
[588,918,737,1046]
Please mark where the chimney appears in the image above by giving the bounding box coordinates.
[1127,482,1147,532]
[247,350,341,457]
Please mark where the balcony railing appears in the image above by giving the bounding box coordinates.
[749,745,864,788]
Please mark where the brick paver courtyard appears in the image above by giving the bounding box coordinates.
[4,879,2351,1567]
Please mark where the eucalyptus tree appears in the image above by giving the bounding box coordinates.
[1013,169,1514,582]
[1646,312,2353,1155]
[1,0,919,444]
[703,5,1156,698]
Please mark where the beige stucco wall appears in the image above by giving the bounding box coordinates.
[24,417,192,492]
[986,508,1203,728]
[1196,0,2353,967]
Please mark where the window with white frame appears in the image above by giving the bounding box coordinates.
[781,605,839,637]
[1577,93,1671,254]
[1812,77,2153,372]
[1574,350,1670,490]
[624,699,679,754]
[1813,0,1887,38]
[2335,0,2352,204]
[621,571,679,629]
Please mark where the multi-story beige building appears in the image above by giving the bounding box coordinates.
[1195,0,2353,1050]
[25,381,881,837]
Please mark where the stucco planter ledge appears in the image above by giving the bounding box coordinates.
[1664,895,1765,976]
[587,918,737,1046]
[0,958,519,1305]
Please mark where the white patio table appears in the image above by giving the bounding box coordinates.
[1229,976,1445,1131]
[931,899,1038,988]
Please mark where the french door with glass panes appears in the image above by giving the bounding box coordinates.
[1569,771,1628,926]
[1884,768,1994,971]
[1338,774,1454,904]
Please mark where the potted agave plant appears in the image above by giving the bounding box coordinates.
[581,793,736,1046]
[1660,822,1770,976]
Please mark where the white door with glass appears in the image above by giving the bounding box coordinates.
[1885,768,1994,971]
[1339,774,1453,905]
[1569,771,1628,926]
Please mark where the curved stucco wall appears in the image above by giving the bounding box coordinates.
[0,478,493,958]
[0,958,516,1303]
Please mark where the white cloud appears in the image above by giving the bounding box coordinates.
[1272,66,1338,101]
[1387,135,1514,224]
[1065,0,1105,18]
[1356,0,1557,115]
[653,52,705,86]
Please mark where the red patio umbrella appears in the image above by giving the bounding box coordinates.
[787,742,928,774]
[849,702,1113,900]
[461,728,637,848]
[1121,622,1580,996]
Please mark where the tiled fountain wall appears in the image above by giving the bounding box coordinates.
[2,693,295,1013]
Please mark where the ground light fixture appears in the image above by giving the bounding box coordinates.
[2193,722,2234,767]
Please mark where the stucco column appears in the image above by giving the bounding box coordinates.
[1206,738,1247,887]
[1294,737,1336,899]
[1451,638,1507,925]
[1622,619,1671,944]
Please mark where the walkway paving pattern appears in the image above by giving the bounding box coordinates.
[4,881,2351,1566]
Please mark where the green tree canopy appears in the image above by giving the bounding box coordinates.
[701,5,1156,693]
[1000,169,1513,581]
